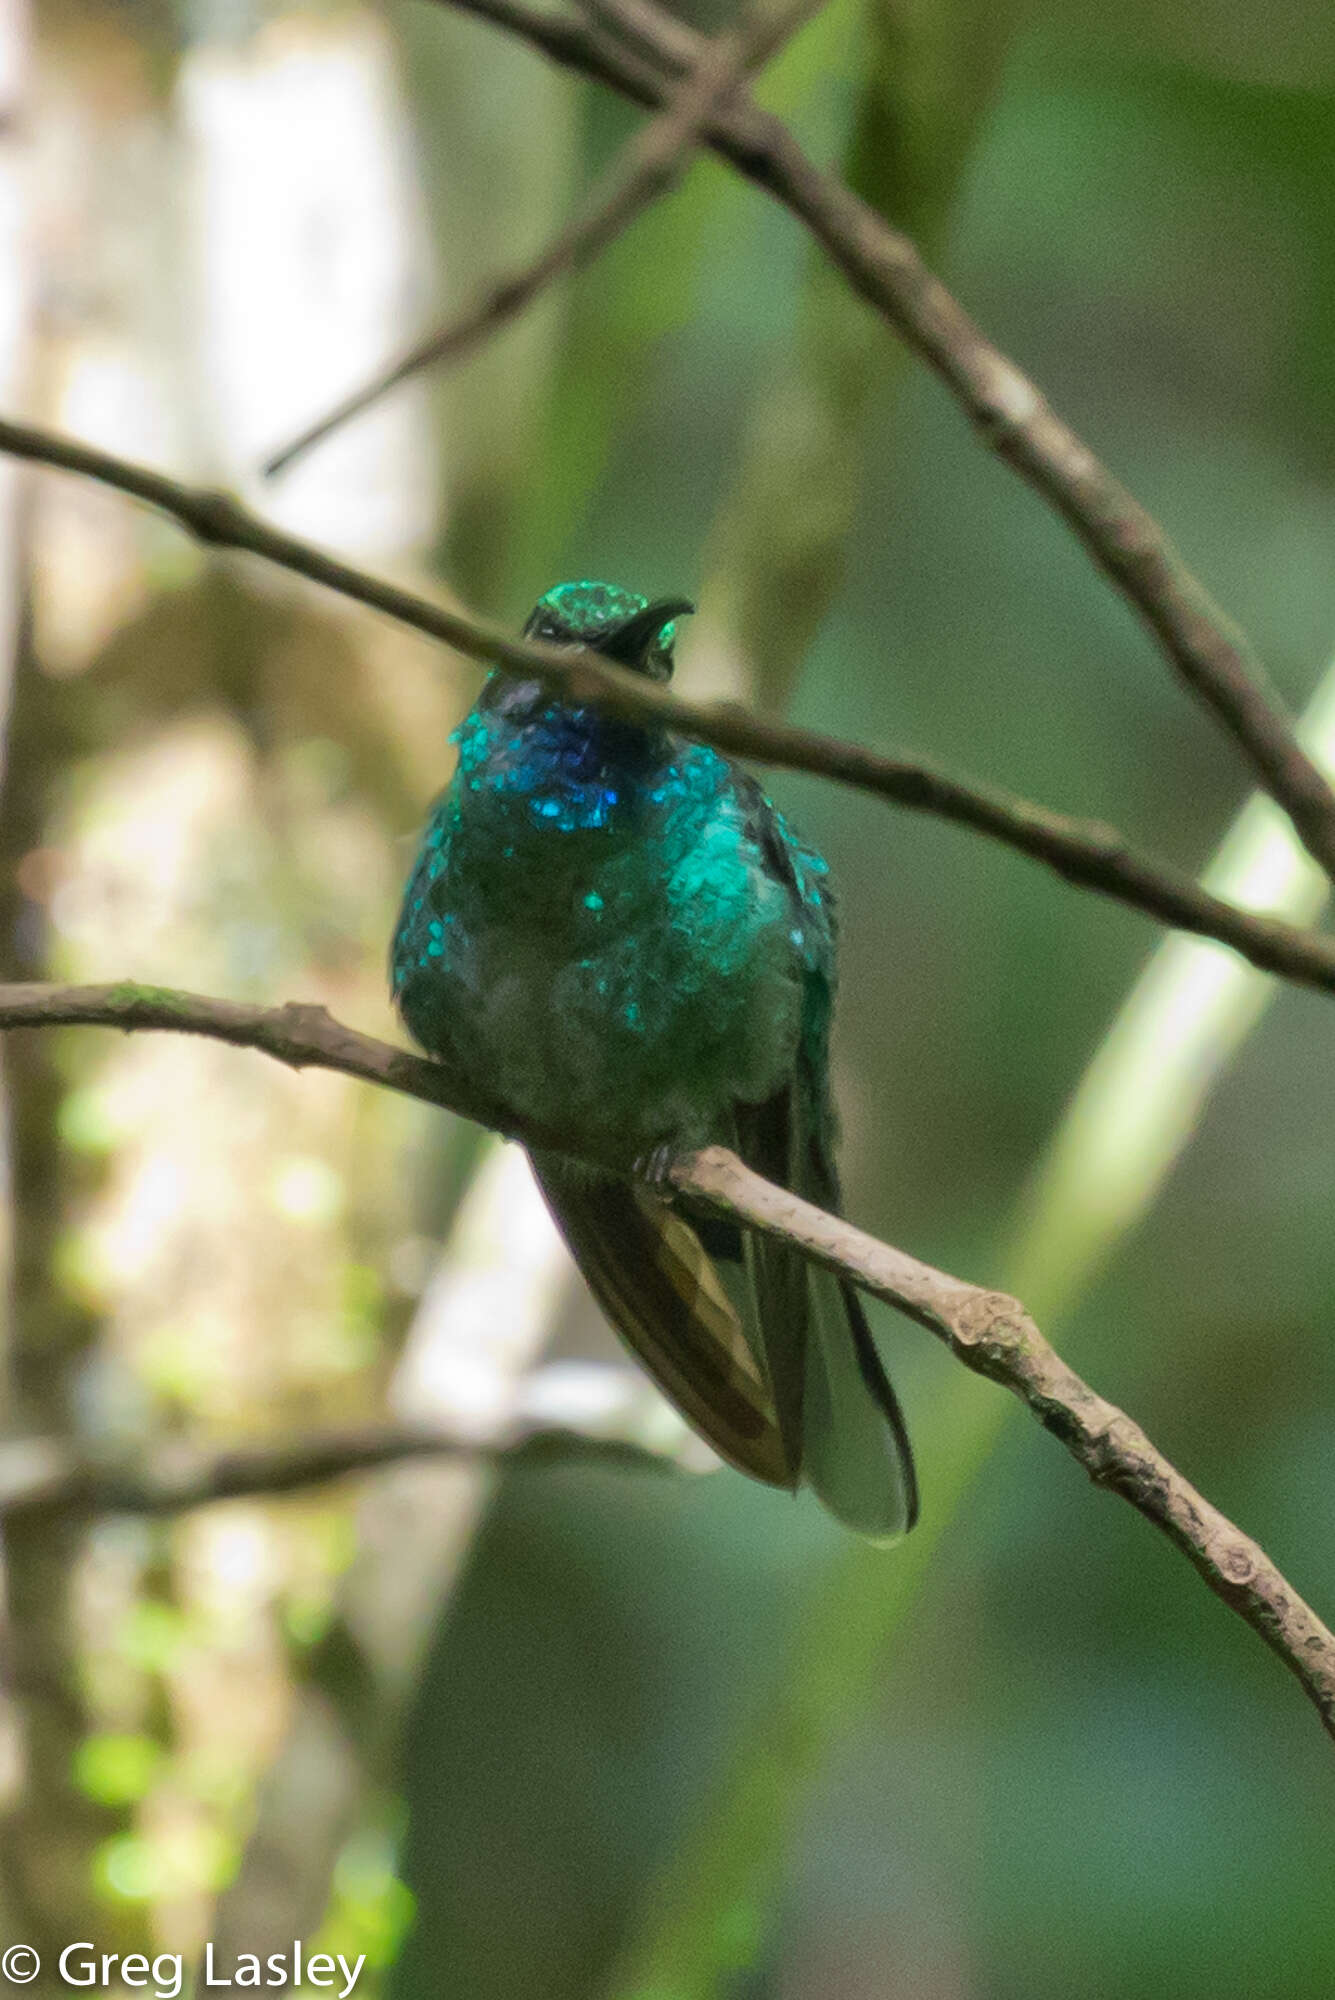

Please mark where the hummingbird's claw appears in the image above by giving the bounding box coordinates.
[633,1142,677,1190]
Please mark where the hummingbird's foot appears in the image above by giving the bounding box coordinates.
[633,1141,677,1190]
[636,1142,744,1261]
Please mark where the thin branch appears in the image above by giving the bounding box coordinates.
[1,979,1333,1741]
[264,0,822,477]
[0,1423,668,1523]
[5,416,1335,998]
[674,1148,1335,1742]
[0,981,531,1141]
[435,0,1335,891]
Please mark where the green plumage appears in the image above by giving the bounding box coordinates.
[391,580,917,1539]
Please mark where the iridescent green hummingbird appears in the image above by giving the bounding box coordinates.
[391,580,917,1539]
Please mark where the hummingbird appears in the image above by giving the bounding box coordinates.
[390,579,917,1539]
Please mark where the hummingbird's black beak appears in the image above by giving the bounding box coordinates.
[593,597,695,680]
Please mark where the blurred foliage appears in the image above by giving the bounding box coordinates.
[5,0,1335,1996]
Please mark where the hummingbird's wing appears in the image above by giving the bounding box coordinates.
[731,778,919,1541]
[529,1151,797,1488]
[793,1110,919,1541]
[731,1079,918,1542]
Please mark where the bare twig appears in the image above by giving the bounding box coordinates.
[4,416,1335,998]
[0,977,1332,1739]
[264,0,822,477]
[435,0,1335,889]
[0,981,528,1139]
[676,1148,1335,1739]
[0,1422,667,1523]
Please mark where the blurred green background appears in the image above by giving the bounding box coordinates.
[3,0,1335,1995]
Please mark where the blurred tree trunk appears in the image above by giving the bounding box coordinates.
[0,1,143,1965]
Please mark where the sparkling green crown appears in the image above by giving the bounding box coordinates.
[525,579,649,643]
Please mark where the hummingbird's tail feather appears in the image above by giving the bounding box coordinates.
[532,1097,918,1537]
[529,1151,796,1488]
